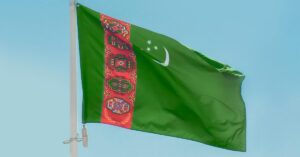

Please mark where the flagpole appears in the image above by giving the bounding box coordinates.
[69,0,78,157]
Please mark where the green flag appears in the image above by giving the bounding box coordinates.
[77,4,246,151]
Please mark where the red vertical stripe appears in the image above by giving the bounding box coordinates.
[100,14,136,128]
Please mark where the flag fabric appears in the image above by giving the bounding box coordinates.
[77,4,246,151]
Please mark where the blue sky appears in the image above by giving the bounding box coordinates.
[0,0,299,157]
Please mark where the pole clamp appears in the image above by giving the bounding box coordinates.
[63,134,82,144]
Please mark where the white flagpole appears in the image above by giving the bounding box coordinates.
[69,0,78,157]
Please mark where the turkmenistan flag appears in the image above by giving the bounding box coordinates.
[77,4,246,151]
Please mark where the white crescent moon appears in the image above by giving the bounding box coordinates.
[153,47,169,67]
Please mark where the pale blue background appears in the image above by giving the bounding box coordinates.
[0,0,299,157]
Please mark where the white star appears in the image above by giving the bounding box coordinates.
[146,47,151,51]
[147,40,152,45]
[154,46,158,50]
